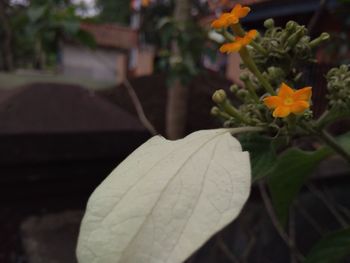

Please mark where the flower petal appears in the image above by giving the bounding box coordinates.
[290,101,310,114]
[226,15,239,24]
[278,83,294,99]
[219,42,242,53]
[263,96,282,109]
[273,106,291,118]
[211,13,231,28]
[241,29,258,45]
[231,4,250,18]
[292,87,312,101]
[246,29,258,40]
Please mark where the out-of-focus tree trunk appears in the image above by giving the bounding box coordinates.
[0,0,14,71]
[165,0,190,140]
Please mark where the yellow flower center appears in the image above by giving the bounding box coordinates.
[284,97,294,106]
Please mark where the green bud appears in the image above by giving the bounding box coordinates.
[309,32,330,48]
[230,84,239,93]
[320,32,330,41]
[236,89,248,99]
[267,66,284,79]
[239,72,249,81]
[264,18,275,29]
[286,21,297,31]
[340,64,349,72]
[210,106,220,116]
[212,89,227,104]
[285,26,305,48]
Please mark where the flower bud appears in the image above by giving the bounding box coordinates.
[212,89,227,104]
[237,89,248,99]
[239,72,250,81]
[230,84,239,93]
[320,32,330,41]
[264,18,275,29]
[286,21,297,31]
[210,106,221,116]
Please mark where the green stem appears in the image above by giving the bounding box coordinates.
[221,100,251,125]
[250,41,268,55]
[317,129,350,164]
[222,30,235,42]
[230,23,275,95]
[239,47,276,95]
[243,78,260,103]
[229,126,266,135]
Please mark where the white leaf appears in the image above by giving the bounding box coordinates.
[76,128,251,263]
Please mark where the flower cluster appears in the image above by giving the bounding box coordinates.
[326,64,350,109]
[210,4,319,127]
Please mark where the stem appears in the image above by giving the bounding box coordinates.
[230,23,275,95]
[239,47,276,95]
[221,100,251,124]
[229,126,266,135]
[124,79,158,136]
[222,30,235,42]
[258,182,305,262]
[317,129,350,163]
[243,78,260,103]
[300,120,350,163]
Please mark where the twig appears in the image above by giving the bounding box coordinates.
[217,235,241,263]
[241,235,256,263]
[295,201,325,235]
[123,78,158,136]
[323,186,350,221]
[308,184,349,228]
[258,182,304,262]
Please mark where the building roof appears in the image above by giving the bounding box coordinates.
[80,23,138,50]
[0,83,145,134]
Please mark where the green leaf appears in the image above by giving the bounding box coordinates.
[27,6,47,22]
[240,134,278,181]
[304,228,350,263]
[267,147,331,225]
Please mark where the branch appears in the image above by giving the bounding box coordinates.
[258,182,304,262]
[308,184,349,228]
[216,234,241,263]
[295,201,325,235]
[123,79,158,136]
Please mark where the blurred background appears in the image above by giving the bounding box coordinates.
[0,0,350,262]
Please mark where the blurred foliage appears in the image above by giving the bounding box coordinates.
[96,0,130,25]
[0,0,95,70]
[155,17,207,85]
[138,1,213,85]
[304,228,350,263]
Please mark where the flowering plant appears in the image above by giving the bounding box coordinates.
[211,4,350,262]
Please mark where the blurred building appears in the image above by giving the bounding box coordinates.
[62,23,155,84]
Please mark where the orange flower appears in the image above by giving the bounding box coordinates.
[219,29,258,53]
[263,83,312,118]
[211,4,251,29]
